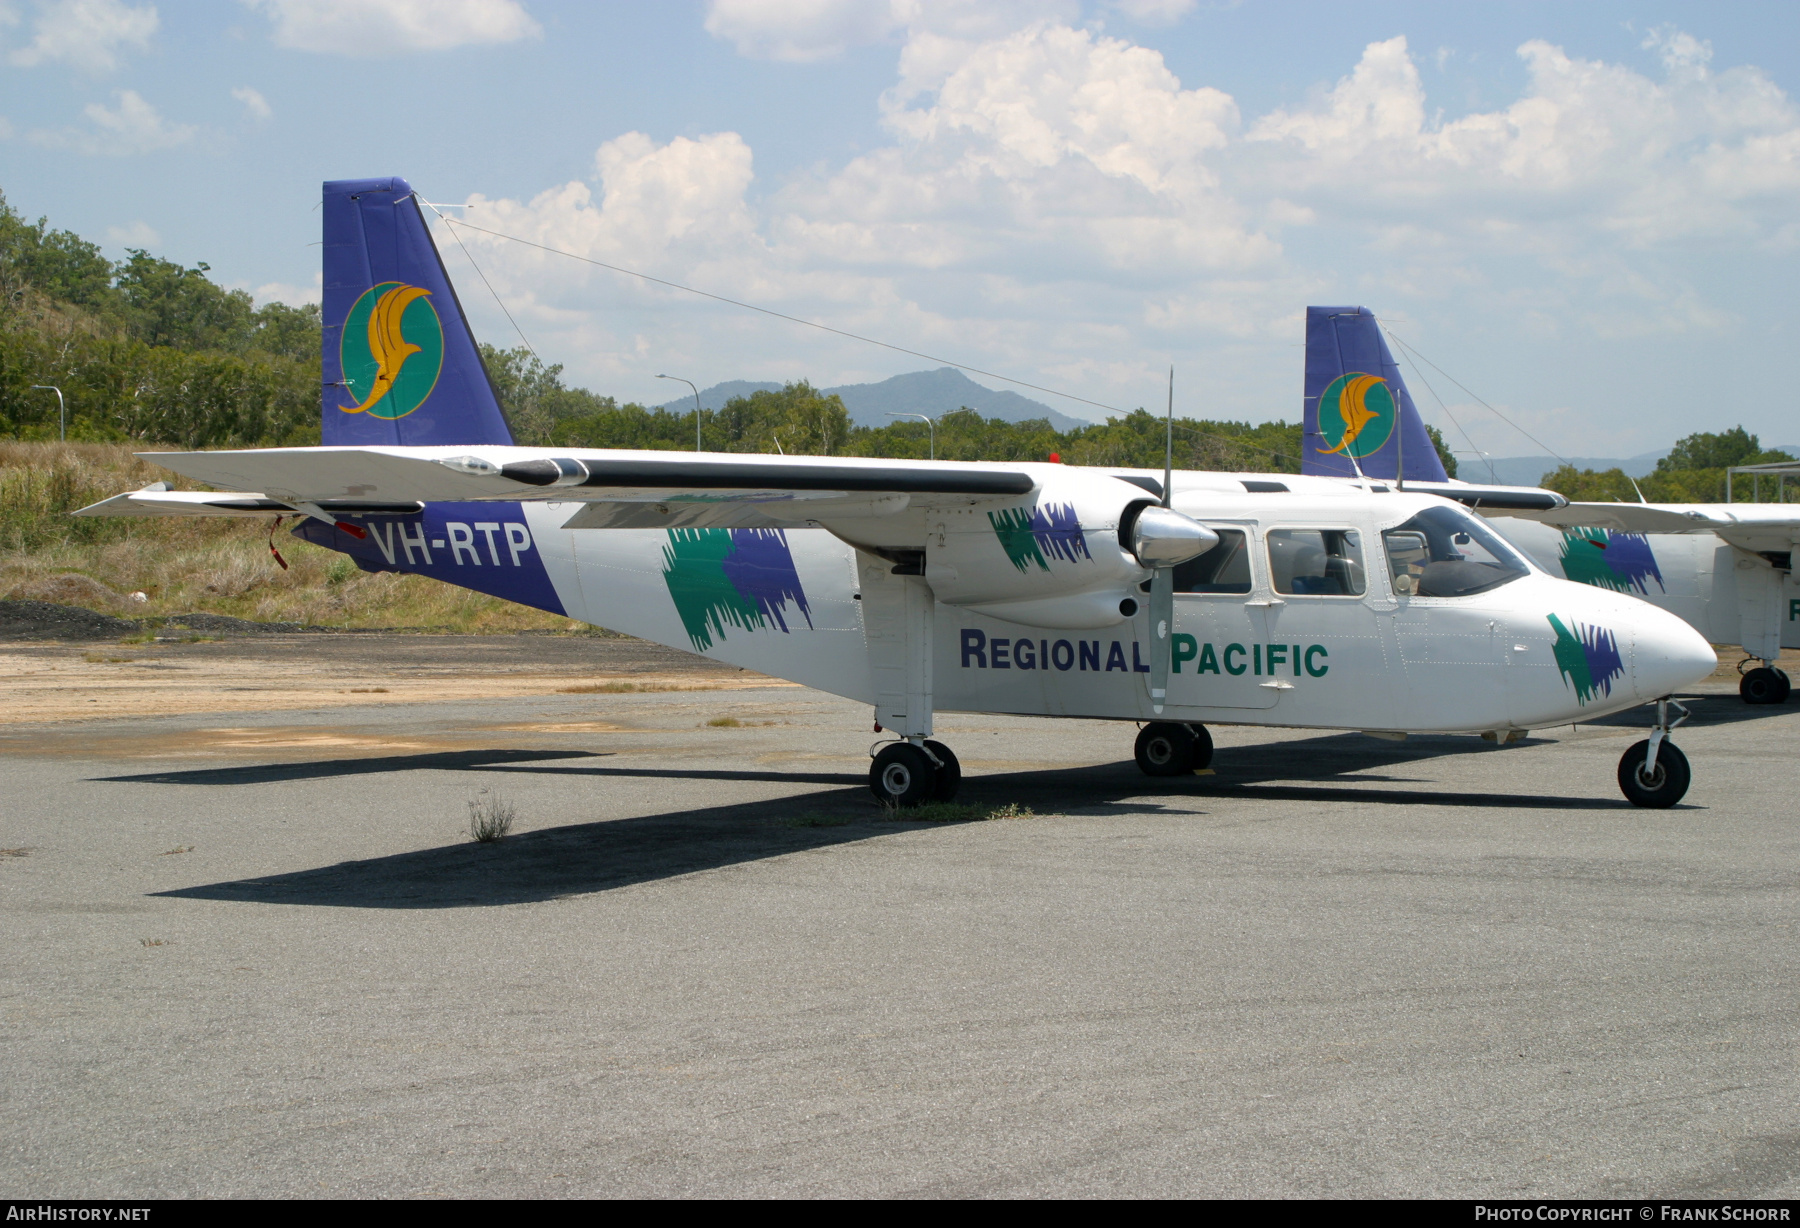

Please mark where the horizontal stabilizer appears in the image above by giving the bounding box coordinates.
[74,487,424,519]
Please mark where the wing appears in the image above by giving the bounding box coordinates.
[1493,501,1800,553]
[116,446,1039,527]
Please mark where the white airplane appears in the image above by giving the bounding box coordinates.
[1482,502,1797,706]
[76,180,1720,809]
[1289,310,1798,708]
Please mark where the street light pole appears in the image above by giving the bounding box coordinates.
[31,386,65,442]
[886,411,935,460]
[656,374,703,452]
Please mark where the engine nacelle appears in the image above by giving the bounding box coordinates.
[922,475,1211,629]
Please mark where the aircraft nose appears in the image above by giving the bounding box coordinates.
[1632,606,1717,700]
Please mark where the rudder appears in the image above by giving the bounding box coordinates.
[1301,305,1445,483]
[321,177,514,447]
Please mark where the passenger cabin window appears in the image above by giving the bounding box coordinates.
[1267,529,1365,596]
[1382,505,1531,598]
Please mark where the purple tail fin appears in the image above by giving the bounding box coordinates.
[321,177,514,447]
[1301,306,1446,483]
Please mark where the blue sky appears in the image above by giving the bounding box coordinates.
[4,0,1798,459]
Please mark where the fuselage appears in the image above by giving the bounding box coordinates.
[310,466,1717,736]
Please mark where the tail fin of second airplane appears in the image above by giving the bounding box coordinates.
[321,177,515,447]
[1301,306,1446,483]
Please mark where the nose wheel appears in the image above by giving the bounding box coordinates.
[1617,697,1692,808]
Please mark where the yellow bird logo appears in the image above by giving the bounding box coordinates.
[1318,373,1387,456]
[341,284,433,415]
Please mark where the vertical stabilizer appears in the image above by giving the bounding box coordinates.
[1301,306,1445,483]
[321,177,514,447]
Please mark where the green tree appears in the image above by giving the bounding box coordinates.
[0,191,117,315]
[249,301,321,365]
[1655,427,1791,474]
[115,250,257,352]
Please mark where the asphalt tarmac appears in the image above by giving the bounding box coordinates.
[2,636,1797,1198]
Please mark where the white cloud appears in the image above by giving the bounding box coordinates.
[704,0,911,63]
[432,22,1800,450]
[1106,0,1194,26]
[246,0,539,55]
[231,85,270,120]
[30,89,194,154]
[6,0,156,72]
[251,271,321,307]
[1244,33,1800,249]
[104,219,159,247]
[704,0,1075,62]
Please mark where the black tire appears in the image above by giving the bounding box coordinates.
[923,740,962,802]
[1617,739,1691,808]
[1188,723,1214,771]
[1740,667,1784,705]
[1135,722,1197,777]
[1776,670,1793,704]
[870,742,937,807]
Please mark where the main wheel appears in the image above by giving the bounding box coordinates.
[922,740,962,802]
[1617,739,1691,808]
[1135,722,1197,777]
[870,742,937,807]
[1776,670,1793,704]
[1188,723,1214,771]
[1740,667,1785,705]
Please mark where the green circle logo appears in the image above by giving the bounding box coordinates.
[337,281,443,420]
[1316,372,1397,459]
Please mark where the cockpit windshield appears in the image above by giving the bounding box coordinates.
[1381,505,1532,598]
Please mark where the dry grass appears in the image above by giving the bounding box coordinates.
[467,789,516,843]
[0,848,29,858]
[347,687,389,694]
[158,846,194,856]
[704,715,780,728]
[0,442,595,633]
[890,800,1042,822]
[139,938,170,947]
[556,681,725,694]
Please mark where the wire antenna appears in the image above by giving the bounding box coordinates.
[1384,328,1567,468]
[418,198,542,366]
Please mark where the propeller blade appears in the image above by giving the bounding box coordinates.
[1148,564,1174,714]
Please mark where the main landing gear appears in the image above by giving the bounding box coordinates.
[1739,661,1791,705]
[1133,721,1213,776]
[869,739,962,806]
[1617,696,1692,808]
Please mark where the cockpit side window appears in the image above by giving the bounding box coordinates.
[1142,528,1252,594]
[1267,528,1366,596]
[1382,505,1530,598]
[1176,528,1251,594]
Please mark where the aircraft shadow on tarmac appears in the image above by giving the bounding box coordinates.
[153,730,1647,911]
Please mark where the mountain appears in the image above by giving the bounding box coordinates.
[655,367,1095,432]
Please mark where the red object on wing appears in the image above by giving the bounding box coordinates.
[334,520,369,540]
[1049,452,1061,463]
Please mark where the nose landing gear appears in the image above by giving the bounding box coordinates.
[870,739,962,806]
[1617,696,1692,808]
